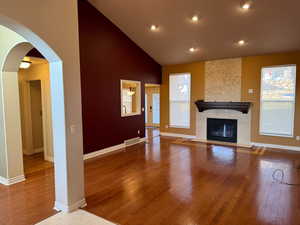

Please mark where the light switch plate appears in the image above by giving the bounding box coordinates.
[248,89,254,94]
[70,125,76,134]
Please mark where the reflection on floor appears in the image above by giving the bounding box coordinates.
[145,126,160,140]
[23,153,53,175]
[1,136,300,225]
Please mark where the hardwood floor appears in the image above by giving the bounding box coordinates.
[23,153,53,175]
[145,127,160,139]
[1,133,300,225]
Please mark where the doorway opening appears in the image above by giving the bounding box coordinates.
[18,55,53,175]
[145,84,160,139]
[0,18,85,212]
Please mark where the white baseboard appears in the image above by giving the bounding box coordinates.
[0,176,8,185]
[251,142,300,152]
[84,137,146,160]
[160,132,196,139]
[0,174,25,186]
[45,155,54,162]
[84,143,125,160]
[54,198,87,213]
[47,137,147,162]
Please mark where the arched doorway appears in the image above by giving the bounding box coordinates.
[0,15,85,212]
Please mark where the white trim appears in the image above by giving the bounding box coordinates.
[260,132,294,138]
[160,132,196,139]
[251,142,300,152]
[84,143,125,160]
[169,73,191,129]
[259,65,296,137]
[169,125,190,129]
[120,79,141,117]
[0,176,8,185]
[0,174,25,186]
[84,137,146,160]
[45,155,54,162]
[54,198,87,213]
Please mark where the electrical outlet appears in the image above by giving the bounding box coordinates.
[248,89,254,94]
[296,136,300,141]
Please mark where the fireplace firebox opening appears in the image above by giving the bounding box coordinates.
[207,118,237,143]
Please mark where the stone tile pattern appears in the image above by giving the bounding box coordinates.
[205,58,241,102]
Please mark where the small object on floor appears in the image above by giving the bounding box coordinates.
[36,210,116,225]
[272,169,300,186]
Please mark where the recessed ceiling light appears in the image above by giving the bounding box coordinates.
[189,47,197,52]
[241,0,252,10]
[238,40,246,46]
[19,60,32,69]
[150,25,158,31]
[191,15,199,22]
[242,3,250,9]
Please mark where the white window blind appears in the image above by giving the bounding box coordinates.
[169,73,191,128]
[260,65,296,137]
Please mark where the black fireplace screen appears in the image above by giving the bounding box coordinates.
[207,118,237,143]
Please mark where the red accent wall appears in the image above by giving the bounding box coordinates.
[78,0,161,154]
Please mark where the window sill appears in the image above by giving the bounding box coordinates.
[259,132,294,138]
[169,125,190,129]
[121,112,141,117]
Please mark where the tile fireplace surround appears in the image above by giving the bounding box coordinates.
[195,109,252,147]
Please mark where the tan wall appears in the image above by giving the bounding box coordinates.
[161,51,300,147]
[241,52,300,147]
[160,62,205,135]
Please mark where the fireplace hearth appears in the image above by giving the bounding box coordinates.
[207,118,237,143]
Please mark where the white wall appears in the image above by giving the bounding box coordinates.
[0,0,85,211]
[0,25,26,179]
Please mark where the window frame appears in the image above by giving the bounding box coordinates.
[169,73,191,129]
[259,64,297,138]
[120,79,141,117]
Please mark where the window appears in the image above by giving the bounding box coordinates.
[260,65,296,137]
[169,73,191,128]
[120,80,141,117]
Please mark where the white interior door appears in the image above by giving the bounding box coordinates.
[145,86,160,127]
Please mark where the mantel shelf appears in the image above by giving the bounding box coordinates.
[195,100,251,114]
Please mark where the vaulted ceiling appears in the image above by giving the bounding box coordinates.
[88,0,300,65]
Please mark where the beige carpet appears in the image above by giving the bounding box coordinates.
[36,210,116,225]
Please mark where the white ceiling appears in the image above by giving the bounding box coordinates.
[88,0,300,65]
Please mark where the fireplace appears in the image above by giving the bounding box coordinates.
[207,118,237,143]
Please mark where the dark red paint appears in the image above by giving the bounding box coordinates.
[26,48,45,59]
[78,1,161,154]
